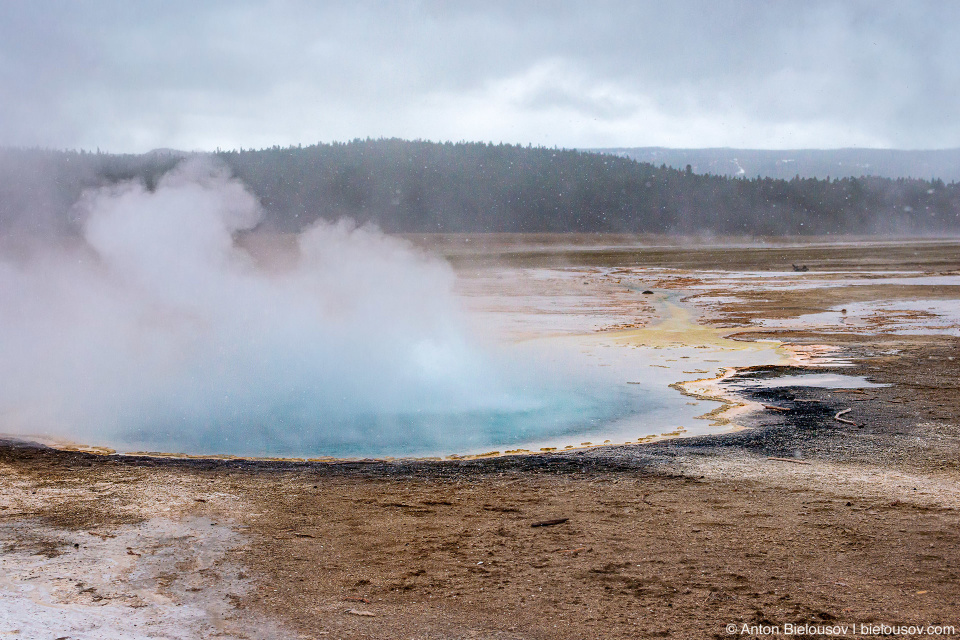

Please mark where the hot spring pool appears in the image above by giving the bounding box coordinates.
[95,305,788,460]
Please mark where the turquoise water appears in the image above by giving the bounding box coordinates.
[112,385,656,458]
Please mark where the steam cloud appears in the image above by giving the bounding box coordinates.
[0,158,614,457]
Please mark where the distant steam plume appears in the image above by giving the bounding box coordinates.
[0,158,614,457]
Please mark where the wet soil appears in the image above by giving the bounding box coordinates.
[703,286,960,326]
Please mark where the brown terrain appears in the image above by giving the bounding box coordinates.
[1,237,959,639]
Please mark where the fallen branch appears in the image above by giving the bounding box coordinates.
[763,404,790,412]
[345,609,376,617]
[767,457,811,465]
[531,518,569,528]
[835,408,857,426]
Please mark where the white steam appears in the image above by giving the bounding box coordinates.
[0,158,613,457]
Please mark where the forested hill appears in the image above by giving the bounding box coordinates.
[2,139,959,237]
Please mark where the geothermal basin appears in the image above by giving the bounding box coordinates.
[3,235,959,640]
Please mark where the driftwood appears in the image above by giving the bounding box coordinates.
[835,408,858,426]
[763,404,790,412]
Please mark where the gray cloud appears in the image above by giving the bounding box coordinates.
[1,0,957,151]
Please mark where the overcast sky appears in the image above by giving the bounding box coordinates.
[1,1,956,153]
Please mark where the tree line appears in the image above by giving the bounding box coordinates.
[2,139,958,237]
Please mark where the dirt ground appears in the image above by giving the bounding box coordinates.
[1,237,959,639]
